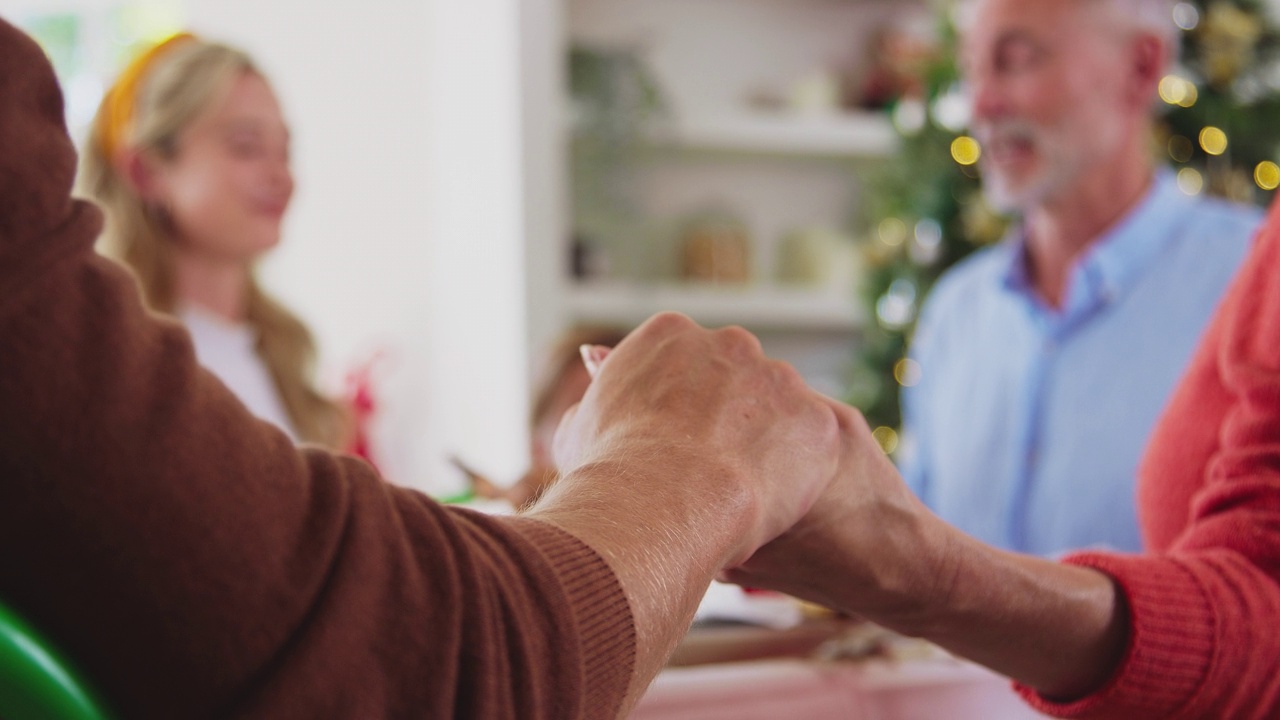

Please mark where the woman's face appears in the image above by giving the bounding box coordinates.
[153,71,293,263]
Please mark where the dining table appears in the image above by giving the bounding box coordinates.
[630,618,1050,720]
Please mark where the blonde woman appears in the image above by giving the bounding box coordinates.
[80,34,347,447]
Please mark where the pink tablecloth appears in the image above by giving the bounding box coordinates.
[631,658,1049,720]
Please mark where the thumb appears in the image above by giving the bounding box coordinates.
[578,344,612,379]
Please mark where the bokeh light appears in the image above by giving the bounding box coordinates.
[1158,75,1198,108]
[951,136,981,166]
[878,218,908,246]
[1256,161,1280,191]
[1168,135,1194,163]
[1177,167,1205,195]
[1172,2,1200,31]
[893,359,923,387]
[1199,126,1228,156]
[893,98,927,135]
[872,426,900,455]
[911,219,944,264]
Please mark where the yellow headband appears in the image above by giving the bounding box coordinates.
[94,32,197,160]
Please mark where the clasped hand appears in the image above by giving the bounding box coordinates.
[550,312,941,608]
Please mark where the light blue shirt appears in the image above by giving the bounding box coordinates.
[900,171,1261,556]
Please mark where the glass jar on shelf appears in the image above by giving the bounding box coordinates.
[678,208,752,285]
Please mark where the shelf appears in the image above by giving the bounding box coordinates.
[647,110,898,159]
[565,282,864,331]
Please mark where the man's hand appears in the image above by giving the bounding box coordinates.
[722,398,953,625]
[549,312,841,567]
[724,400,1128,701]
[526,313,842,711]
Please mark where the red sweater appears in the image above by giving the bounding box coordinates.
[1020,198,1280,717]
[0,18,634,718]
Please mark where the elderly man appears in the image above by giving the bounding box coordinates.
[900,0,1263,555]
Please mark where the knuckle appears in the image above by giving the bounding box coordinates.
[716,325,762,356]
[768,359,804,389]
[845,404,871,431]
[833,402,871,436]
[648,312,694,333]
[826,404,846,441]
[809,396,840,437]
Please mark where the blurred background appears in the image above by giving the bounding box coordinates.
[5,0,1279,498]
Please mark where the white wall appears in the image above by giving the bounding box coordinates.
[186,0,531,496]
[420,0,531,492]
[521,0,570,367]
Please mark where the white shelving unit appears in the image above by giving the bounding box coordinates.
[522,0,919,397]
[567,283,864,331]
[648,110,897,159]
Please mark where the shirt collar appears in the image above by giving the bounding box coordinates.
[999,169,1194,315]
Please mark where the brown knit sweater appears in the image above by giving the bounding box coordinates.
[0,18,634,719]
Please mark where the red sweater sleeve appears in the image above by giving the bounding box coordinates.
[0,21,634,718]
[1017,201,1280,719]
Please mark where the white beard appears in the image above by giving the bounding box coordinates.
[976,110,1127,214]
[976,118,1080,214]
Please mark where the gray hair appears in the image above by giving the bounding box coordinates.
[1094,0,1181,57]
[956,0,1179,49]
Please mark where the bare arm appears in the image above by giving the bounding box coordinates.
[529,456,750,714]
[725,402,1127,700]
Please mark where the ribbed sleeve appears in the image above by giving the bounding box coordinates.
[1015,554,1214,718]
[506,518,636,717]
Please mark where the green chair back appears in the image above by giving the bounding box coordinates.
[0,600,111,720]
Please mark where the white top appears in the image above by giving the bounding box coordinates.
[178,305,300,441]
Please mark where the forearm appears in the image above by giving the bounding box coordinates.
[806,413,1128,699]
[526,452,751,715]
[732,472,1127,702]
[884,518,1129,700]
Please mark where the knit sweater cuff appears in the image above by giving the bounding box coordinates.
[506,517,637,717]
[1015,552,1214,719]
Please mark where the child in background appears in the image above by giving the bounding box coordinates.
[464,326,628,509]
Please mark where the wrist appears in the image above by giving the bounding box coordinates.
[526,451,758,706]
[840,495,963,632]
[530,449,756,574]
[883,529,1128,698]
[865,509,972,636]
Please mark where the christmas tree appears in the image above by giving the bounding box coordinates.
[849,0,1280,453]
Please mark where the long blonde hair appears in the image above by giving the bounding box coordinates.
[80,38,347,447]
